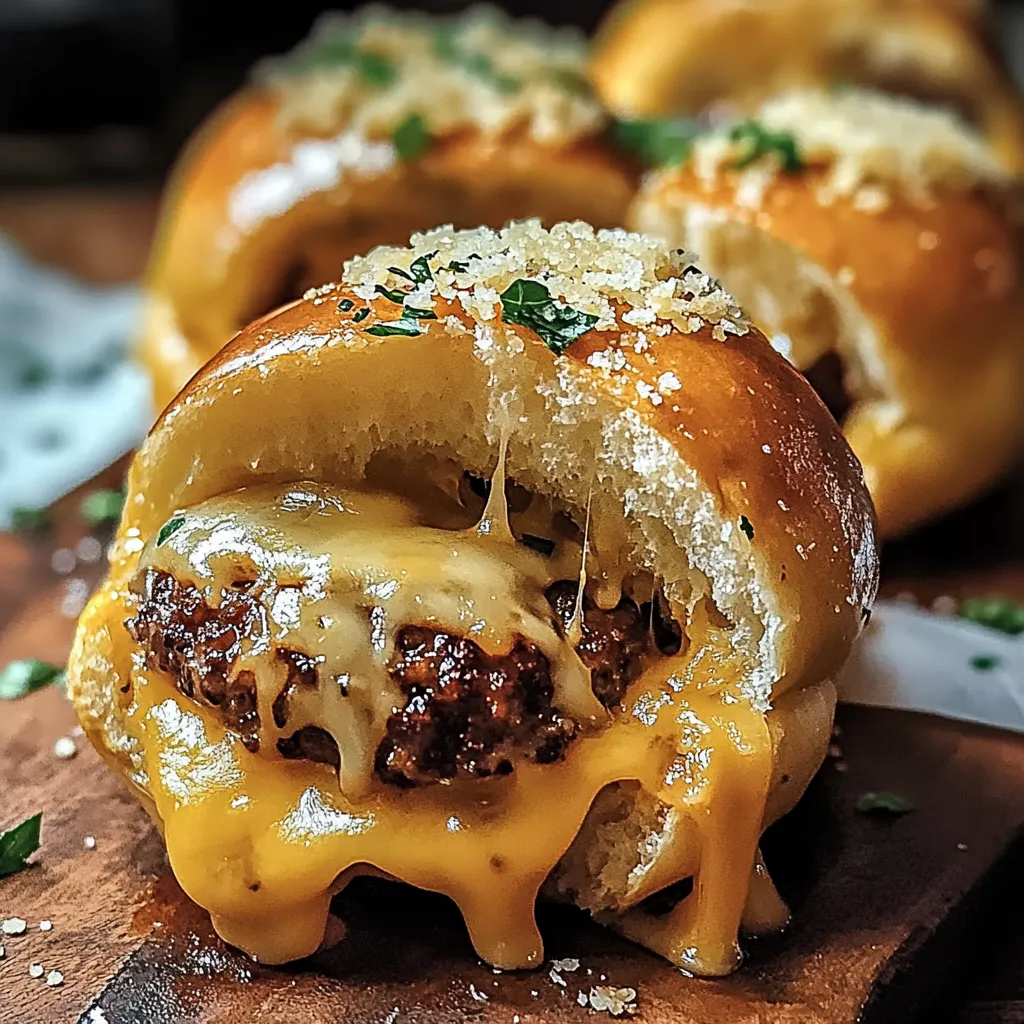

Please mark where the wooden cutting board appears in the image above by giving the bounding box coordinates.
[1,468,1023,1024]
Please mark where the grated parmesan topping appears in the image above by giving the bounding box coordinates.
[692,87,1013,211]
[341,219,749,341]
[256,5,604,145]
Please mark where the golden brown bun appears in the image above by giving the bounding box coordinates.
[591,0,1024,170]
[72,222,876,974]
[140,9,638,411]
[630,120,1024,537]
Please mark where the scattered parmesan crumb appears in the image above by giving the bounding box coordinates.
[551,958,580,972]
[578,991,589,1006]
[39,921,52,933]
[83,836,96,850]
[342,221,748,347]
[46,969,64,987]
[589,986,638,1016]
[53,737,77,760]
[29,963,44,979]
[549,968,567,987]
[468,983,488,1002]
[957,842,969,851]
[689,87,1012,211]
[2,919,26,937]
[259,7,604,146]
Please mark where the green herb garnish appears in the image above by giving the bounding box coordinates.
[521,534,555,557]
[404,306,438,320]
[958,596,1024,636]
[353,307,370,323]
[80,489,124,527]
[156,515,186,547]
[739,515,754,541]
[387,255,437,287]
[855,791,914,815]
[375,284,409,304]
[338,298,354,312]
[433,29,520,93]
[856,790,913,815]
[355,50,396,87]
[16,361,51,390]
[499,279,598,355]
[287,34,396,87]
[393,113,430,161]
[612,117,698,168]
[364,321,426,337]
[728,120,802,172]
[10,507,50,533]
[0,814,42,878]
[0,660,64,700]
[970,654,1000,672]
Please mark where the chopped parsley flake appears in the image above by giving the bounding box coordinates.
[393,113,430,161]
[10,507,50,533]
[404,306,438,320]
[355,50,396,87]
[739,515,755,541]
[433,29,520,93]
[364,321,425,337]
[353,307,370,323]
[0,814,41,878]
[520,534,555,556]
[374,284,408,304]
[0,660,64,700]
[156,515,186,547]
[728,120,803,172]
[970,654,1000,672]
[855,791,914,815]
[958,596,1024,636]
[288,33,397,87]
[499,279,598,355]
[80,489,124,527]
[612,117,697,168]
[406,253,437,283]
[338,298,354,311]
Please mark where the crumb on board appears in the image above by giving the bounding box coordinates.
[589,985,638,1016]
[53,736,77,760]
[46,969,64,987]
[83,835,97,850]
[1,918,27,936]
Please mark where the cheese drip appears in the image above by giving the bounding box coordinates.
[140,481,603,797]
[109,479,779,974]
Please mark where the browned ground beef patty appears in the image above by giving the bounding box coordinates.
[125,569,662,787]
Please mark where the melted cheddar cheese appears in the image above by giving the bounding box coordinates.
[78,453,783,976]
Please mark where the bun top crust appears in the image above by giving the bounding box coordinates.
[132,222,877,707]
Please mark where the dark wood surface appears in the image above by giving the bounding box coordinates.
[0,192,1023,1023]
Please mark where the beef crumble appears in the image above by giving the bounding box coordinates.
[126,568,265,752]
[126,568,677,788]
[375,626,579,787]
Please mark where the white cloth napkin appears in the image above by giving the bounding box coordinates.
[0,235,151,527]
[839,601,1024,733]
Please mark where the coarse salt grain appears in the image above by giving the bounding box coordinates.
[83,836,97,850]
[53,737,77,760]
[2,919,27,936]
[50,548,76,575]
[39,920,52,932]
[46,969,64,987]
[29,963,44,978]
[75,536,104,563]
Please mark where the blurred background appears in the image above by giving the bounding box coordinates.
[0,0,625,186]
